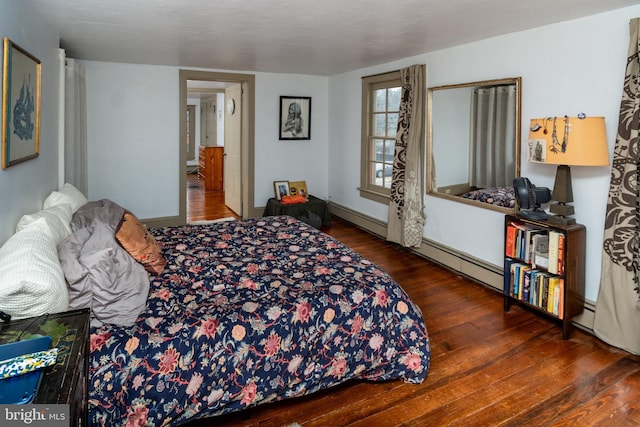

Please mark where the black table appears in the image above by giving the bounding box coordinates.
[0,309,90,425]
[263,195,331,228]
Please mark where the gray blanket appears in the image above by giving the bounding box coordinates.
[58,200,150,327]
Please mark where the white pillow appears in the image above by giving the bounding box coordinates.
[16,203,73,245]
[43,183,88,213]
[0,218,69,320]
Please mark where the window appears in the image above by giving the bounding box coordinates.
[360,70,401,203]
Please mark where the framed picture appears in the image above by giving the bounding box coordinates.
[289,180,308,199]
[2,38,41,169]
[279,96,311,140]
[273,180,290,200]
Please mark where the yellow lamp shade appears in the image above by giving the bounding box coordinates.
[528,116,610,166]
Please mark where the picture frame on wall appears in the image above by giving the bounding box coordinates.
[279,96,311,140]
[2,37,41,169]
[273,180,290,200]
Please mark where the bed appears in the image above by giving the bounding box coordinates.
[0,186,430,426]
[460,186,515,208]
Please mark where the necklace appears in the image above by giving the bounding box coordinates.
[550,116,569,153]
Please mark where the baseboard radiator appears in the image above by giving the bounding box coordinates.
[327,200,595,334]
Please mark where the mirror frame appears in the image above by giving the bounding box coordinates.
[427,77,521,213]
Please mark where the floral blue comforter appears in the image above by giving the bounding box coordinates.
[88,216,430,426]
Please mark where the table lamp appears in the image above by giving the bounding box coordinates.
[527,115,610,225]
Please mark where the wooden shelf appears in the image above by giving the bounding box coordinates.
[503,214,586,339]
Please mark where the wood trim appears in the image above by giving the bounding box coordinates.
[179,70,256,222]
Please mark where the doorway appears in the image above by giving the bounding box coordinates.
[178,70,256,224]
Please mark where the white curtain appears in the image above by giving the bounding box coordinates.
[594,18,640,355]
[469,85,517,188]
[64,58,88,195]
[387,64,426,248]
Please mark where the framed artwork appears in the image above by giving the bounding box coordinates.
[2,38,41,169]
[279,96,311,140]
[527,139,547,163]
[289,180,308,199]
[273,180,290,200]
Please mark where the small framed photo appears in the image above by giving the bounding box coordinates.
[289,180,308,200]
[2,37,41,169]
[273,180,290,200]
[527,139,547,163]
[279,96,311,140]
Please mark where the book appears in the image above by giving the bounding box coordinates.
[510,222,530,260]
[556,233,565,275]
[518,266,531,300]
[0,336,52,404]
[505,224,518,257]
[525,229,546,264]
[522,269,532,302]
[529,270,540,305]
[557,278,565,319]
[548,231,562,275]
[504,257,515,296]
[541,275,550,311]
[532,234,549,270]
[547,276,563,314]
[510,262,520,297]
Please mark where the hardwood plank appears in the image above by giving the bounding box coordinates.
[184,193,640,427]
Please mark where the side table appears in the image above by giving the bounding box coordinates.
[0,308,90,426]
[263,195,331,228]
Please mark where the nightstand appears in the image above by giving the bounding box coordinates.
[263,195,331,228]
[0,309,90,426]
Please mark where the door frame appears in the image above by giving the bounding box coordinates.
[178,70,257,223]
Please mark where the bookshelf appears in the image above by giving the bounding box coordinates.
[504,214,586,339]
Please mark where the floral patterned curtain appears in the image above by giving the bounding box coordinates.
[594,18,640,355]
[387,64,426,247]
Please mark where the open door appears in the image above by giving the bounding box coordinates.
[224,84,242,215]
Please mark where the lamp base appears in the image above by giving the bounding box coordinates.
[549,202,575,217]
[548,214,576,226]
[548,201,576,225]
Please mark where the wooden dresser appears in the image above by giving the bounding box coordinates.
[198,146,224,191]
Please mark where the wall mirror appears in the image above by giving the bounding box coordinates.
[427,77,521,213]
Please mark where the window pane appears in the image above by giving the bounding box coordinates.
[373,114,386,137]
[370,161,392,185]
[382,175,392,189]
[385,141,395,162]
[372,139,384,161]
[387,113,398,137]
[361,70,402,201]
[388,87,402,111]
[374,89,386,112]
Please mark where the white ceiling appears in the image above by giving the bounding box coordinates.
[29,0,640,76]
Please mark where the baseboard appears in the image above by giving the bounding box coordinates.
[327,200,593,332]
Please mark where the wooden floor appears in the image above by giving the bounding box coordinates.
[187,173,240,222]
[187,178,640,426]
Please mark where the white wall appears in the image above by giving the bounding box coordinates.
[82,62,330,217]
[83,61,179,219]
[254,73,329,204]
[328,5,640,302]
[0,0,61,245]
